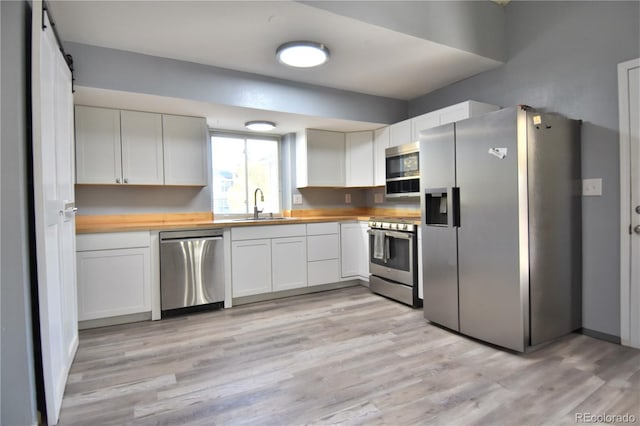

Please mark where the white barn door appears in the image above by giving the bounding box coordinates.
[31,2,78,423]
[619,58,640,349]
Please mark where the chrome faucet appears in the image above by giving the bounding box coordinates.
[253,187,264,219]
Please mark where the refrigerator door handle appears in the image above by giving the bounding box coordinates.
[451,187,461,228]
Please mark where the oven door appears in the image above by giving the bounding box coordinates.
[368,230,415,286]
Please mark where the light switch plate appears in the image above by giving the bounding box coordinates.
[292,194,303,205]
[374,193,384,204]
[582,178,602,196]
[345,193,352,204]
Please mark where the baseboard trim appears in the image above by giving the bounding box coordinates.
[79,312,152,330]
[580,327,621,344]
[233,280,362,306]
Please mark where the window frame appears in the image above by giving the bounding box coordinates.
[209,129,282,217]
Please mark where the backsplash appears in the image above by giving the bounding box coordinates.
[75,185,211,216]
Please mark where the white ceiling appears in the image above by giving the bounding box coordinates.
[50,0,503,133]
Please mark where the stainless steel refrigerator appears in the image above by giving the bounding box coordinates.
[419,106,582,352]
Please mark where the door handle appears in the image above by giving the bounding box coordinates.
[635,205,640,214]
[634,225,640,235]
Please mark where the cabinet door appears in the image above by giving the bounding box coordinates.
[411,112,440,142]
[272,237,307,291]
[162,115,208,186]
[340,223,361,278]
[76,247,151,321]
[120,110,164,185]
[389,118,412,147]
[75,105,122,184]
[345,131,374,187]
[358,223,370,280]
[306,129,345,186]
[231,239,271,297]
[373,127,389,186]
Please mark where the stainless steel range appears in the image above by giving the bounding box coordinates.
[368,218,422,308]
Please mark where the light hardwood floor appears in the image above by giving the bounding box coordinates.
[58,286,640,425]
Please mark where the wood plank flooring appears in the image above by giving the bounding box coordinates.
[58,286,640,425]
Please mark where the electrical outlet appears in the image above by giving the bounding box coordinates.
[374,193,384,204]
[345,193,352,204]
[292,194,303,205]
[582,178,602,196]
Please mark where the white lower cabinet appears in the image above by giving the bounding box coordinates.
[272,237,307,291]
[307,222,340,285]
[231,225,307,297]
[231,239,272,297]
[76,232,151,321]
[340,222,370,281]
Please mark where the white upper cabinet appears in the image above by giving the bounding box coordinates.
[373,126,390,187]
[75,106,208,186]
[120,110,164,185]
[162,114,208,186]
[389,118,413,148]
[296,129,345,187]
[345,131,374,187]
[75,106,122,184]
[411,100,500,142]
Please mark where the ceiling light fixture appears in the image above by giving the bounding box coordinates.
[276,41,330,68]
[245,120,276,132]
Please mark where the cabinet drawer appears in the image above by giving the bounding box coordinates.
[306,222,339,235]
[76,231,150,252]
[307,234,339,262]
[231,224,306,241]
[308,259,340,286]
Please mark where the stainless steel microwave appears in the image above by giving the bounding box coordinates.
[385,142,420,198]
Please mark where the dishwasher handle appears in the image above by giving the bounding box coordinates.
[160,236,223,243]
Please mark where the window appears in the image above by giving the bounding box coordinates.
[211,133,280,215]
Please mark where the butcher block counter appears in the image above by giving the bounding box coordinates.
[75,209,421,234]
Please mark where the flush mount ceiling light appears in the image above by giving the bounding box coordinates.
[245,120,276,131]
[276,41,330,68]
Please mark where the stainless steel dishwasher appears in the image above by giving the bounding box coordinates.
[160,229,224,316]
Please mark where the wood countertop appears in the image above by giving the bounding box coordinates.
[76,209,421,234]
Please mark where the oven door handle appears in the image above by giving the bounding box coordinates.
[367,229,413,240]
[383,230,414,240]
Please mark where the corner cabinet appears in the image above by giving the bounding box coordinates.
[75,105,208,186]
[76,232,151,321]
[296,129,345,187]
[373,127,390,187]
[340,222,370,281]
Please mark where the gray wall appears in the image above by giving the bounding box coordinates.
[409,1,640,338]
[1,1,38,425]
